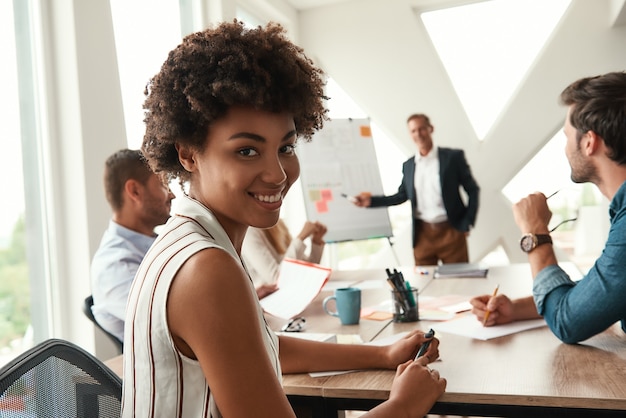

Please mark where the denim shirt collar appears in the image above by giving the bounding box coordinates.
[609,180,626,221]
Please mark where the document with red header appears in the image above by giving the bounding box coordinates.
[259,258,331,319]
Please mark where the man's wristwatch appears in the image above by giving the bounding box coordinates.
[519,233,552,253]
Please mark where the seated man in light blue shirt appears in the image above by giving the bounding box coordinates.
[470,71,626,344]
[91,149,174,342]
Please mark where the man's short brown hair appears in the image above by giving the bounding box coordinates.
[104,149,152,211]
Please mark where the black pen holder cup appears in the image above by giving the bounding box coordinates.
[391,288,419,322]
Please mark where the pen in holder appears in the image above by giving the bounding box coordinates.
[385,267,419,322]
[391,287,419,323]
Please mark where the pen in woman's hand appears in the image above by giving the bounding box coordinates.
[414,329,435,360]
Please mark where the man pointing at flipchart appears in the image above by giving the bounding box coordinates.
[352,113,480,266]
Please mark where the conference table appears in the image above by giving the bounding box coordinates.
[106,262,626,417]
[264,262,626,417]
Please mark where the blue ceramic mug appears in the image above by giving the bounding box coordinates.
[322,287,361,325]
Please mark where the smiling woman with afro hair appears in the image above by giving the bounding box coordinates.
[123,20,445,418]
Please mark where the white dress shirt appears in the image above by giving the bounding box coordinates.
[414,146,448,223]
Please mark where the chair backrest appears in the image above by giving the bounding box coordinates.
[0,338,122,417]
[82,296,124,355]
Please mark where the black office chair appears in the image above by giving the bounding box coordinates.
[82,296,124,355]
[0,338,122,417]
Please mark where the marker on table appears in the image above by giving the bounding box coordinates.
[482,284,500,326]
[414,328,435,360]
[341,193,358,203]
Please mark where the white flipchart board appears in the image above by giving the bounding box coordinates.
[297,118,393,243]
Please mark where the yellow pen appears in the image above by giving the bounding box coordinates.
[482,284,499,326]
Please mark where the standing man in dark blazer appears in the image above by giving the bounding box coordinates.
[353,113,480,265]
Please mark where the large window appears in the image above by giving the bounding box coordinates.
[0,0,31,365]
[0,0,55,365]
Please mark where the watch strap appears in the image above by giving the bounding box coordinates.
[535,234,552,246]
[520,233,553,252]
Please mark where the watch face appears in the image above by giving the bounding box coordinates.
[520,234,536,252]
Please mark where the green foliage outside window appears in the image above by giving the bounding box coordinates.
[0,215,30,347]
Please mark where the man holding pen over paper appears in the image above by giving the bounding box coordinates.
[471,72,626,344]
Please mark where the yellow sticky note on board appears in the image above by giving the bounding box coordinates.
[308,189,321,201]
[359,125,372,137]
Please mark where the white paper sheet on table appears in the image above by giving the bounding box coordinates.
[259,258,331,319]
[434,315,547,340]
[308,332,411,377]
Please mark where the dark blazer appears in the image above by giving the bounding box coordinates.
[370,147,480,247]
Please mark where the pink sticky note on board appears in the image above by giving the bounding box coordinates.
[316,199,329,213]
[321,189,332,201]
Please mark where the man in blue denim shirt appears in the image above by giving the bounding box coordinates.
[470,71,626,344]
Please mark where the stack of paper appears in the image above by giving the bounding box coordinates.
[434,262,489,278]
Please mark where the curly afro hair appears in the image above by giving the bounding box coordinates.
[141,20,328,182]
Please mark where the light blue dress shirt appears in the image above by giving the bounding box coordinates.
[533,181,626,343]
[90,220,156,342]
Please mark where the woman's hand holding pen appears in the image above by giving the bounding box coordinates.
[383,329,440,368]
[470,293,515,326]
[373,330,444,416]
[384,356,446,418]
